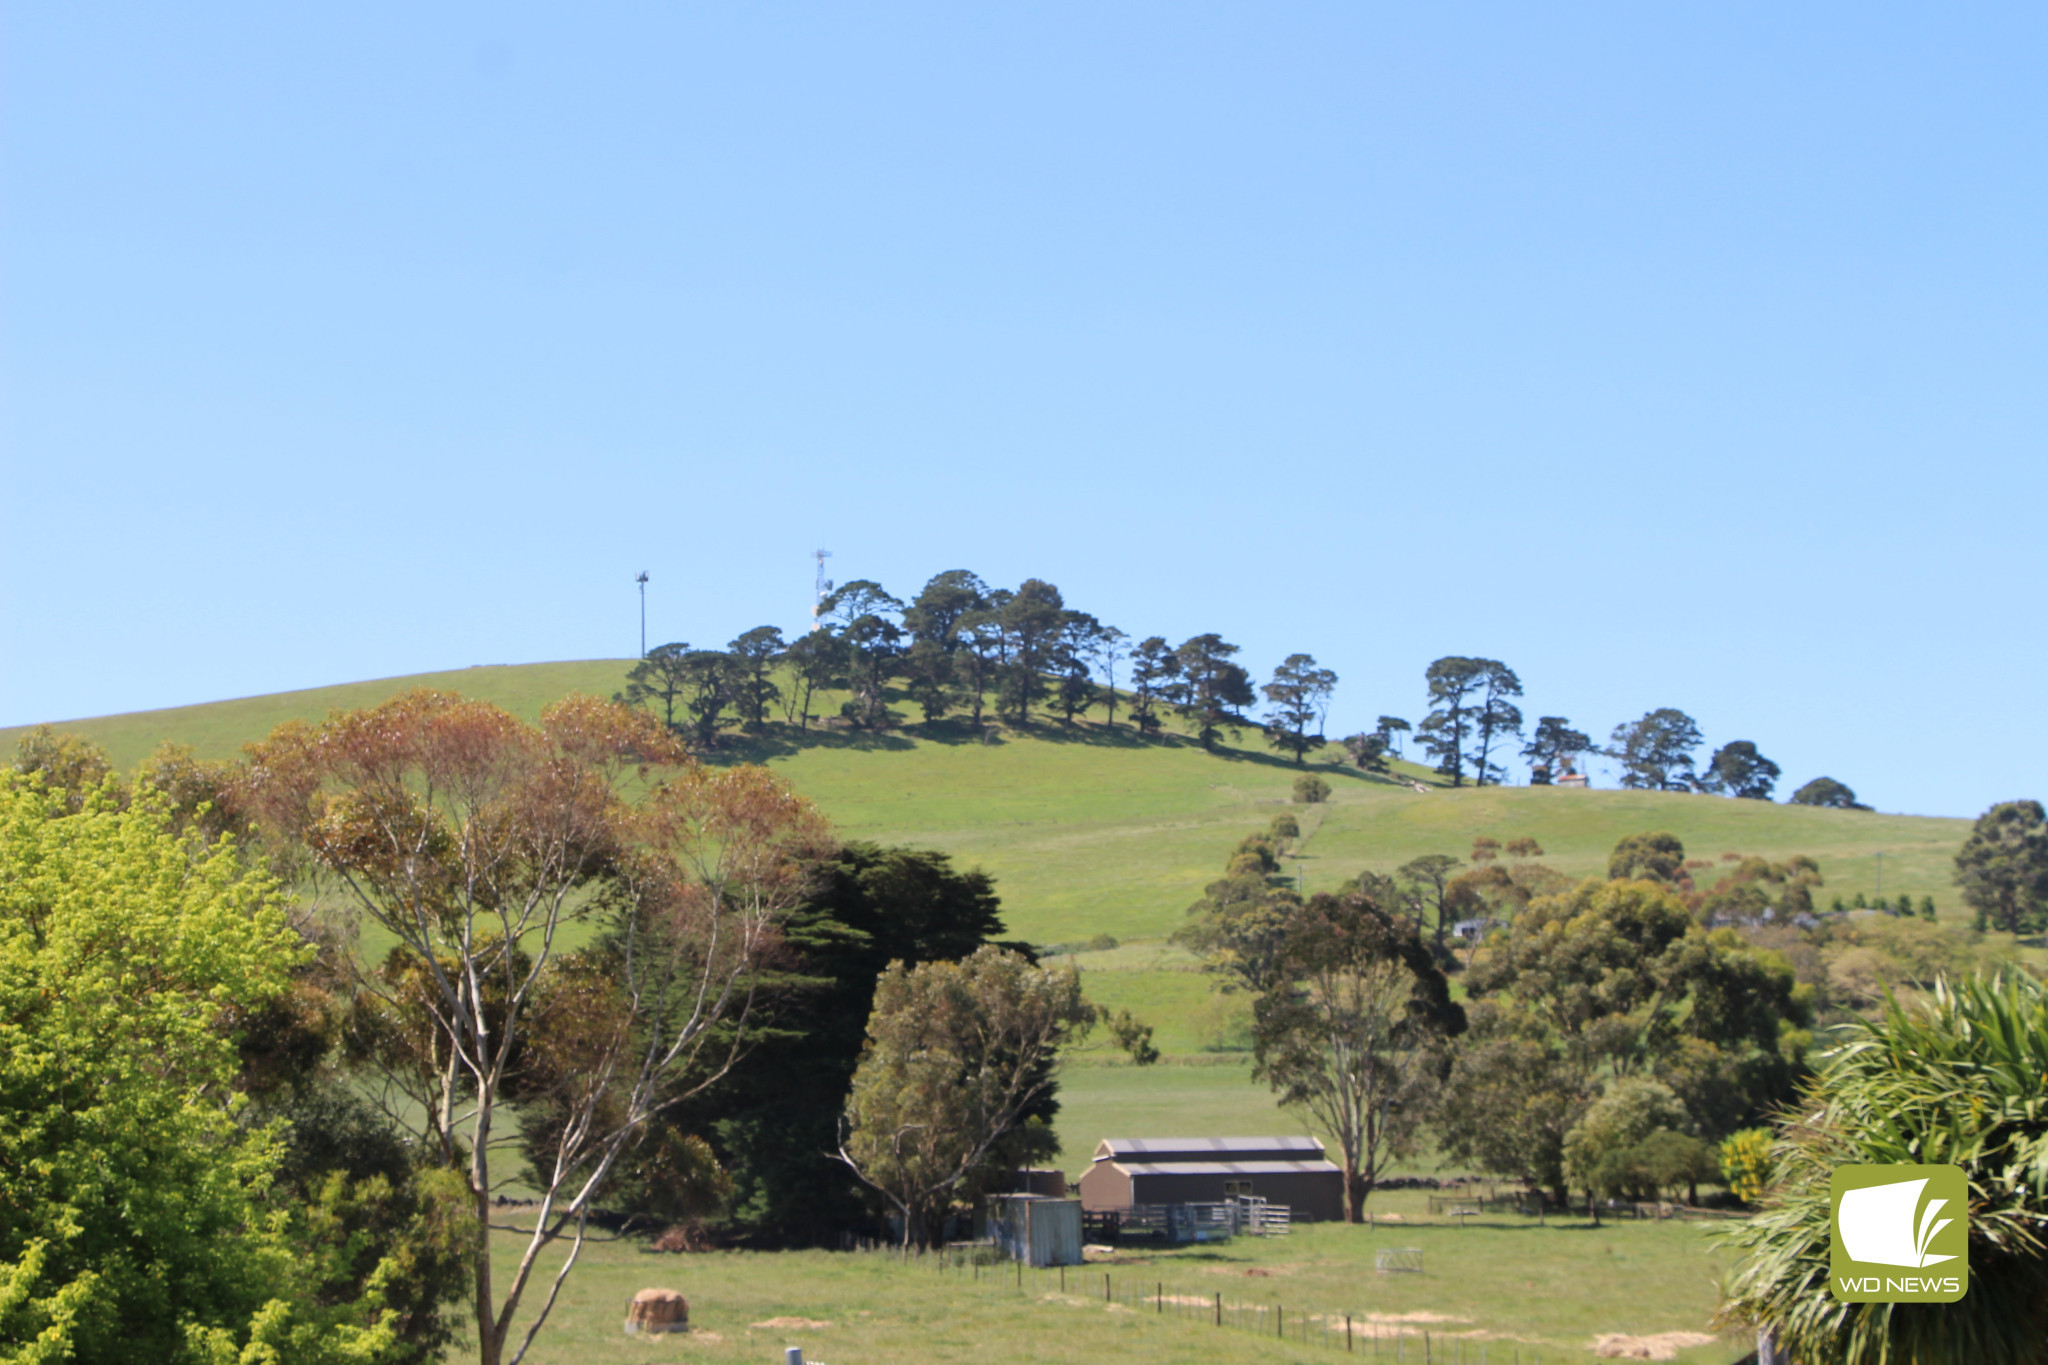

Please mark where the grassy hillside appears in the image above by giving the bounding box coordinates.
[4,661,1984,1163]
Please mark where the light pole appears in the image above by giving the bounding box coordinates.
[635,571,649,658]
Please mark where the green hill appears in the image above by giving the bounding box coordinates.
[3,661,1984,1160]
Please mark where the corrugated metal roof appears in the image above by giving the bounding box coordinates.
[1117,1160,1341,1177]
[1093,1136,1326,1161]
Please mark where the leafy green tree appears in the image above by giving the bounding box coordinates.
[820,580,906,729]
[1173,634,1256,750]
[620,642,697,733]
[10,725,116,812]
[0,776,427,1364]
[1608,831,1687,883]
[1954,800,2048,934]
[1101,1008,1161,1065]
[779,629,847,730]
[1607,708,1703,790]
[1176,835,1304,994]
[1126,636,1180,737]
[1049,611,1102,725]
[955,606,1007,729]
[658,843,1011,1245]
[1262,653,1338,764]
[133,740,250,847]
[1521,716,1591,786]
[899,638,955,722]
[836,948,1093,1248]
[726,626,786,731]
[675,648,737,742]
[1431,1012,1594,1202]
[1700,740,1781,799]
[1398,853,1464,953]
[1417,657,1486,786]
[1248,884,1466,1220]
[996,579,1065,724]
[1341,732,1391,772]
[901,569,988,650]
[1438,877,1810,1201]
[1088,624,1130,728]
[1467,660,1523,787]
[1374,716,1411,757]
[1561,1078,1691,1215]
[1721,974,2048,1363]
[1789,776,1868,809]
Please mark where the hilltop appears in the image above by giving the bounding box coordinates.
[3,661,1985,1158]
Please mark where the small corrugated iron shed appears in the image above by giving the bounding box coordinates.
[1078,1137,1343,1222]
[983,1194,1082,1266]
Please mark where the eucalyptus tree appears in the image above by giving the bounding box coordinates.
[836,948,1093,1249]
[1246,882,1465,1220]
[240,691,833,1365]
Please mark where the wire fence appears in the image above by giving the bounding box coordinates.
[871,1240,1549,1364]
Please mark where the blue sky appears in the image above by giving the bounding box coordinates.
[3,3,2041,817]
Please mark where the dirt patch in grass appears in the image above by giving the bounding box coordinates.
[751,1317,832,1330]
[1591,1331,1719,1360]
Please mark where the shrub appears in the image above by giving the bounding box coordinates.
[1718,1127,1773,1204]
[1292,774,1331,804]
[1269,812,1300,840]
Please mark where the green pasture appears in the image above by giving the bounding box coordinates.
[489,1187,1748,1363]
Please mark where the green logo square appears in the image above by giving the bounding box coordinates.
[1829,1164,1968,1302]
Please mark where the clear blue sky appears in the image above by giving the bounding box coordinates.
[3,4,2041,817]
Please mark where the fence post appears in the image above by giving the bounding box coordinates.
[1105,1273,1111,1303]
[1278,1305,1283,1339]
[1215,1292,1221,1327]
[1157,1281,1162,1314]
[1347,1314,1353,1351]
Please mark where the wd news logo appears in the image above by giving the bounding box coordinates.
[1829,1165,1968,1302]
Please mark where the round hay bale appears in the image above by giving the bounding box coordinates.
[623,1287,689,1335]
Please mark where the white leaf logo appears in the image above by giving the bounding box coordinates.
[1837,1177,1957,1269]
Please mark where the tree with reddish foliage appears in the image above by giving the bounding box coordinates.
[239,689,833,1365]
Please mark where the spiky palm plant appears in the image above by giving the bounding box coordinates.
[1720,973,2048,1362]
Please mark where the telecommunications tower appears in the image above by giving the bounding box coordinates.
[635,571,649,657]
[810,550,833,631]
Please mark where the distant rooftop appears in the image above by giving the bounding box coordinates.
[1093,1136,1326,1162]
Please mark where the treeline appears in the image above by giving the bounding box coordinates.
[624,570,1863,800]
[620,569,1333,757]
[1175,797,2048,1230]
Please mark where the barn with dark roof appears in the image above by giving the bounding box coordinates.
[1076,1136,1344,1222]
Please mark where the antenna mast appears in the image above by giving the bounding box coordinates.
[635,571,649,657]
[810,550,833,632]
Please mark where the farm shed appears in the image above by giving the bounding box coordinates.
[983,1194,1082,1266]
[1077,1136,1344,1223]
